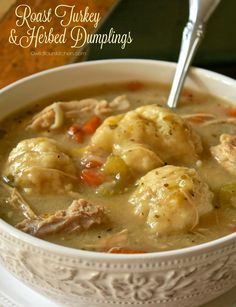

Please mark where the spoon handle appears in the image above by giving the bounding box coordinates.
[167,0,221,108]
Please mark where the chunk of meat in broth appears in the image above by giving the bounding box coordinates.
[3,137,78,194]
[16,199,107,237]
[27,95,130,131]
[211,134,236,176]
[7,188,38,220]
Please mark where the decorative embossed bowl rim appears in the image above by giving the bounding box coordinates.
[0,59,236,260]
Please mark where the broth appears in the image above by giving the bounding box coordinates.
[0,82,236,253]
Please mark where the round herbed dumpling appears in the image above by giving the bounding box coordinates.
[113,142,164,176]
[129,165,213,236]
[91,105,202,166]
[4,137,77,194]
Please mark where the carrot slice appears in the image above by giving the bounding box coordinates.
[68,124,84,143]
[68,124,81,135]
[68,116,102,142]
[106,247,146,254]
[188,116,208,124]
[126,81,144,91]
[74,132,84,143]
[224,108,236,117]
[82,116,101,134]
[85,160,103,169]
[81,169,105,186]
[181,89,192,98]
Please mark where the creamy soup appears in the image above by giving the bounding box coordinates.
[0,82,236,253]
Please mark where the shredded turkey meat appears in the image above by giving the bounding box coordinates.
[16,199,107,237]
[8,188,37,220]
[210,134,236,175]
[27,95,130,131]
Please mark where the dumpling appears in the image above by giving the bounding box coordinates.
[4,137,77,193]
[210,134,236,176]
[129,165,213,236]
[113,142,164,176]
[91,105,202,165]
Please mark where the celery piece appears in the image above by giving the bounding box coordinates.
[98,155,133,195]
[219,183,236,208]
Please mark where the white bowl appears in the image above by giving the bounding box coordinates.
[0,60,236,307]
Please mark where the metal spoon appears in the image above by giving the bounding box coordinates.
[167,0,221,108]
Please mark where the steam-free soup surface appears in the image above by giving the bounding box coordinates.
[0,82,236,253]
